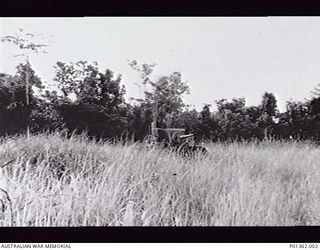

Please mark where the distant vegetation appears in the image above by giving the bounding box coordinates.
[1,59,320,143]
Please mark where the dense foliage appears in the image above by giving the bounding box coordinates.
[1,60,320,143]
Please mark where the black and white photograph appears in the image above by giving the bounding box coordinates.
[1,17,320,231]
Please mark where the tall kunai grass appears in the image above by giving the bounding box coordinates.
[0,131,319,226]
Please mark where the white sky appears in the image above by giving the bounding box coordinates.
[1,17,320,111]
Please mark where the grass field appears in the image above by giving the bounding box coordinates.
[0,132,319,226]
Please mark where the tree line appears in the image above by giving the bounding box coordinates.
[1,60,320,143]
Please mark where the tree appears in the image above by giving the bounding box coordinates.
[52,60,128,139]
[199,104,213,140]
[215,98,247,141]
[53,61,126,109]
[284,101,310,140]
[13,63,43,106]
[259,92,278,138]
[0,64,46,135]
[243,106,264,140]
[261,92,278,117]
[125,103,153,141]
[0,73,14,108]
[1,29,48,105]
[128,60,190,128]
[1,29,49,134]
